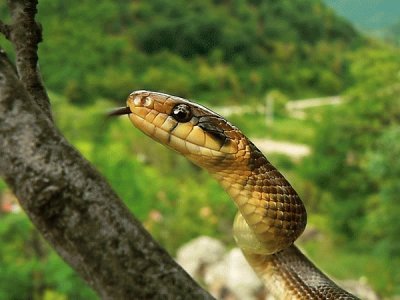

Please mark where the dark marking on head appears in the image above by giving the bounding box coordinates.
[220,135,231,149]
[169,122,178,133]
[198,116,227,145]
[167,122,178,144]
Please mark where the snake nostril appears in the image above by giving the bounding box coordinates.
[134,96,153,107]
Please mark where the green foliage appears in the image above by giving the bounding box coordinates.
[0,215,34,300]
[385,19,400,46]
[31,0,361,104]
[0,214,97,300]
[0,180,6,193]
[364,127,400,258]
[303,45,400,295]
[266,90,289,118]
[230,112,315,144]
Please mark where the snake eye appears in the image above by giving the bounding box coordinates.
[171,104,192,122]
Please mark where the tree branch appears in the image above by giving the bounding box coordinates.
[4,0,52,120]
[0,1,214,298]
[0,49,213,299]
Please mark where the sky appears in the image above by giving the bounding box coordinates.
[324,0,400,31]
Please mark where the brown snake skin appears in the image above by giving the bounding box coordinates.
[110,90,359,299]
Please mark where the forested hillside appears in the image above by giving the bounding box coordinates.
[32,0,361,104]
[1,0,399,299]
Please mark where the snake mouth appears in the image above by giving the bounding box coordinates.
[108,106,132,117]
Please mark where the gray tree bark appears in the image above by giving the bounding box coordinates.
[0,1,214,299]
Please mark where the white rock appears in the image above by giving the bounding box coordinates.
[176,236,226,278]
[205,248,264,300]
[340,278,380,300]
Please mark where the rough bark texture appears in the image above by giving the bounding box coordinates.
[4,0,52,119]
[0,1,213,299]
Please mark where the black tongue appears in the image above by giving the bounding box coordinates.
[107,106,132,117]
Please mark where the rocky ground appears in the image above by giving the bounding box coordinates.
[176,236,380,300]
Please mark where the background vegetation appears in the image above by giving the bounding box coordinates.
[1,0,399,298]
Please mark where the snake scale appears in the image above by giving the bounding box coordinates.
[110,90,359,299]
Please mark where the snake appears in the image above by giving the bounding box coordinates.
[109,90,359,299]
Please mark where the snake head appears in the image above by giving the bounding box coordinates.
[120,90,250,168]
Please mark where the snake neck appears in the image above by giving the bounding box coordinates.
[209,142,307,254]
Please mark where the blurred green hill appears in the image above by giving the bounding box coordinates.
[31,0,362,105]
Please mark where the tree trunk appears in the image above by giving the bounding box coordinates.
[0,1,213,299]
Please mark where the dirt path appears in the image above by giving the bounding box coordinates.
[251,138,311,159]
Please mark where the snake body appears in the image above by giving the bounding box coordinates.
[110,90,358,299]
